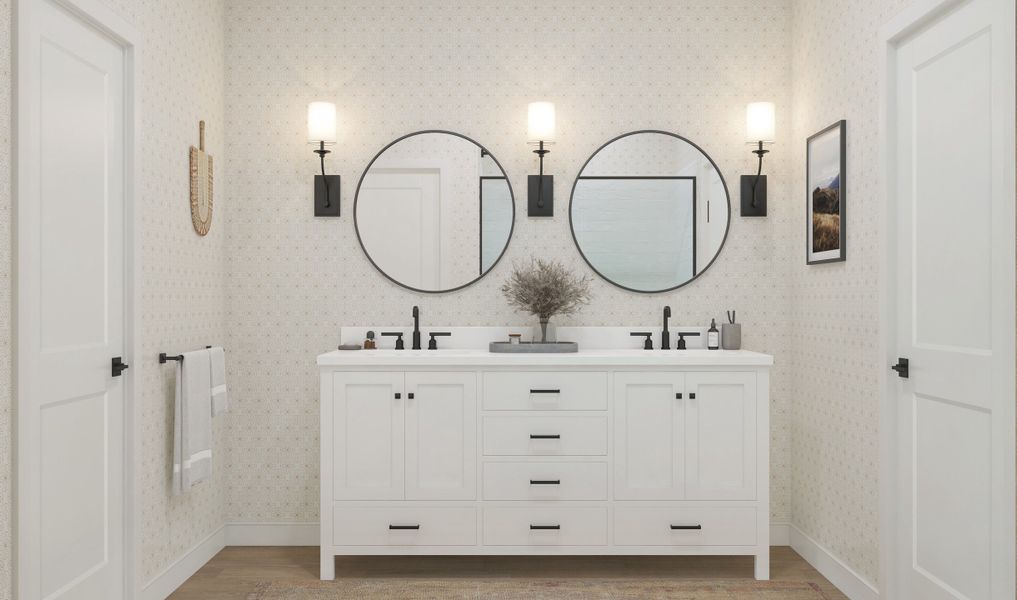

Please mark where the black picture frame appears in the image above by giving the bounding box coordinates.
[806,120,846,265]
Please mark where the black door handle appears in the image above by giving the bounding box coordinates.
[111,357,129,377]
[891,357,909,379]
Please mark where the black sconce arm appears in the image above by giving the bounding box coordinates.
[750,141,769,209]
[313,141,333,209]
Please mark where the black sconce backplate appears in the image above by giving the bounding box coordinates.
[528,175,554,217]
[740,174,767,217]
[315,175,342,217]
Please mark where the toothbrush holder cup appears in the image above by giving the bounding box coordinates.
[721,323,742,350]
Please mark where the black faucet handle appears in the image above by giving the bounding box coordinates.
[675,331,700,350]
[630,331,653,350]
[381,331,405,349]
[427,331,451,350]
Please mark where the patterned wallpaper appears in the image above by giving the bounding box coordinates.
[0,0,228,591]
[0,0,11,596]
[222,0,796,526]
[789,0,908,586]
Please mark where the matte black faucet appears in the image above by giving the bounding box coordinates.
[661,306,672,349]
[411,306,422,350]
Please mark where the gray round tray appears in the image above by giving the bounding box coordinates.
[489,341,579,353]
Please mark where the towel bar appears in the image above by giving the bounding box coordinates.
[159,346,223,364]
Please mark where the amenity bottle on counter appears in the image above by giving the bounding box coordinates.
[707,319,720,350]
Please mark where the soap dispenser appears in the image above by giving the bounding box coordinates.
[707,319,720,350]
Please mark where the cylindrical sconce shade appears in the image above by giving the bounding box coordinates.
[307,101,337,144]
[527,102,556,143]
[745,102,775,143]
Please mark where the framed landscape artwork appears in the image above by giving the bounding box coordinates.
[806,120,846,264]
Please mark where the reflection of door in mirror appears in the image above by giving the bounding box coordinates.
[359,169,441,289]
[356,132,515,293]
[573,178,695,290]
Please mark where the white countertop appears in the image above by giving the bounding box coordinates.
[317,348,773,367]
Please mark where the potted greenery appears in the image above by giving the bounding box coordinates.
[501,259,593,344]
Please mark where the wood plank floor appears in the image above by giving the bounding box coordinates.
[168,546,848,599]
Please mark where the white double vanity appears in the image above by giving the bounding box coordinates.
[318,327,772,580]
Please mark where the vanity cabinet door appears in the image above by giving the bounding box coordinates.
[684,372,756,500]
[614,373,686,500]
[331,372,405,500]
[405,372,477,500]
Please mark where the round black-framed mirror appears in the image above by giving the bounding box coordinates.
[568,130,731,293]
[354,130,516,294]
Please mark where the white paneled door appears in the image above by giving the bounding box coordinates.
[888,0,1015,597]
[331,373,405,500]
[614,373,685,500]
[17,1,133,599]
[404,373,477,500]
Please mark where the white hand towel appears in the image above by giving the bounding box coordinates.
[173,349,213,495]
[209,346,228,416]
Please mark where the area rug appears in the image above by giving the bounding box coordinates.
[246,578,833,599]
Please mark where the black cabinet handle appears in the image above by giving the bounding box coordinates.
[394,392,401,399]
[529,434,561,440]
[388,524,420,530]
[688,392,696,399]
[408,392,414,399]
[529,389,560,394]
[670,524,702,530]
[675,392,683,399]
[529,524,561,530]
[529,479,560,485]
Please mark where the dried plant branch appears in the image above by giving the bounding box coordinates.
[501,259,593,321]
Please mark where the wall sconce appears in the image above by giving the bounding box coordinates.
[741,101,775,217]
[308,101,340,217]
[527,101,555,217]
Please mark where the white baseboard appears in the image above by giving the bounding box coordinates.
[139,525,226,600]
[770,522,791,546]
[225,522,320,545]
[790,525,879,600]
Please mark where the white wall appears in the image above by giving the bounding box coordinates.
[789,0,910,587]
[222,0,796,530]
[0,0,229,594]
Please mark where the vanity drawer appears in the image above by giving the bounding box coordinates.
[332,506,477,546]
[483,416,608,456]
[483,372,607,411]
[483,506,608,546]
[613,506,757,546]
[483,462,607,500]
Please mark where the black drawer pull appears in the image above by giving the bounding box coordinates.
[530,524,561,530]
[529,479,561,485]
[688,392,696,399]
[394,393,401,399]
[670,524,702,530]
[529,389,561,394]
[676,392,683,399]
[388,524,420,530]
[529,434,561,440]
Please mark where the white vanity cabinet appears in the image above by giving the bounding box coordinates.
[319,349,771,581]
